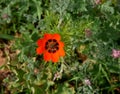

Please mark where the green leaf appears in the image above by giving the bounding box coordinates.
[0,34,14,40]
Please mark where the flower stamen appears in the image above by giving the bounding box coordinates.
[45,39,59,53]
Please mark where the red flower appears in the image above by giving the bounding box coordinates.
[36,33,65,63]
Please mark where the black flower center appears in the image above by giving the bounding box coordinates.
[45,39,59,53]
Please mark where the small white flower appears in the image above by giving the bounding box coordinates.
[84,79,91,86]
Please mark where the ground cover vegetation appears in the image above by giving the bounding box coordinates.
[0,0,120,94]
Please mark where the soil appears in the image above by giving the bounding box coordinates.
[0,49,6,66]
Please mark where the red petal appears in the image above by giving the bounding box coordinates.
[44,51,52,62]
[44,33,52,40]
[57,41,65,57]
[51,52,59,63]
[37,39,43,46]
[36,47,43,54]
[52,34,61,41]
[59,41,64,47]
[58,48,65,57]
